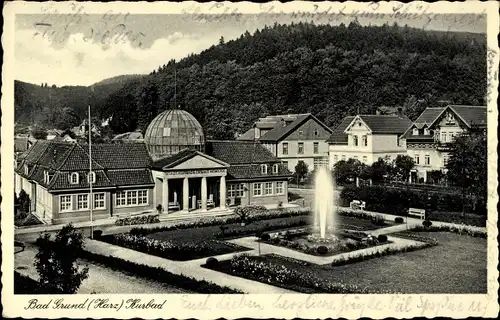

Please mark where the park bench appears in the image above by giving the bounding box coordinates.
[408,207,426,220]
[350,200,366,210]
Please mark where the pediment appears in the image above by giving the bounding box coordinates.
[169,154,228,170]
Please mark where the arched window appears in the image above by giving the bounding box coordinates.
[272,164,279,174]
[261,164,268,174]
[412,128,419,136]
[70,172,79,184]
[88,172,96,184]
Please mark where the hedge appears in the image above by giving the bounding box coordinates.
[340,185,486,216]
[79,250,241,293]
[115,214,160,226]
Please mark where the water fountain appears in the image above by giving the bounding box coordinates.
[313,166,336,239]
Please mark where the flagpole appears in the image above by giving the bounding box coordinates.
[88,104,93,239]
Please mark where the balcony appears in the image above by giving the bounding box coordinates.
[436,142,454,151]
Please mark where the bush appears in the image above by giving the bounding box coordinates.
[377,234,388,242]
[115,214,160,226]
[260,233,271,241]
[371,214,386,226]
[316,246,328,255]
[206,257,219,267]
[395,217,404,224]
[422,220,433,228]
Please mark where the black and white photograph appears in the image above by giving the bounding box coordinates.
[2,1,498,319]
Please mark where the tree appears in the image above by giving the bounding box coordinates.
[136,81,159,134]
[18,189,31,213]
[370,157,394,183]
[34,224,89,294]
[393,155,415,182]
[31,128,48,140]
[294,160,309,185]
[446,130,487,212]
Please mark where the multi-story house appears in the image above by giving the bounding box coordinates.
[237,113,333,172]
[401,105,487,182]
[327,114,412,167]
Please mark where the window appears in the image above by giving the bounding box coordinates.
[313,142,319,154]
[353,156,359,160]
[228,184,245,198]
[425,155,430,165]
[261,164,268,174]
[353,135,358,146]
[276,182,285,195]
[282,143,288,155]
[127,191,138,205]
[298,130,303,136]
[138,190,148,205]
[272,164,279,174]
[88,172,96,184]
[413,128,419,136]
[341,155,346,161]
[314,130,319,137]
[424,128,430,135]
[282,161,288,168]
[314,157,329,170]
[253,183,262,196]
[362,135,368,147]
[77,194,89,210]
[264,182,273,195]
[298,142,304,154]
[362,156,367,163]
[60,195,72,212]
[116,191,127,206]
[93,193,105,209]
[414,154,420,165]
[334,155,338,162]
[397,138,401,147]
[70,172,79,184]
[24,165,29,175]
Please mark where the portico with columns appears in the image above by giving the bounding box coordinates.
[151,149,230,214]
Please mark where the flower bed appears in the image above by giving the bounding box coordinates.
[115,214,160,226]
[79,250,241,293]
[98,233,249,261]
[205,254,385,294]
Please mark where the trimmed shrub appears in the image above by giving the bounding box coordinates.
[371,214,386,226]
[260,233,271,241]
[422,220,433,228]
[206,257,219,267]
[395,217,404,224]
[316,246,328,255]
[377,234,388,242]
[115,214,160,226]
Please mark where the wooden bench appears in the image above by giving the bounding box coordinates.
[350,200,366,210]
[408,208,426,220]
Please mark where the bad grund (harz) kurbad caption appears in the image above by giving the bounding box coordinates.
[25,298,167,311]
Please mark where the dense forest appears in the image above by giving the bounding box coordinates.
[15,21,486,139]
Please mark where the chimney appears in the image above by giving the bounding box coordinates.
[254,126,260,139]
[280,118,286,127]
[397,107,404,117]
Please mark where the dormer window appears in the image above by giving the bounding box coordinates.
[413,128,419,136]
[261,164,268,175]
[24,165,29,175]
[272,164,279,174]
[70,172,79,184]
[88,172,96,184]
[424,128,430,135]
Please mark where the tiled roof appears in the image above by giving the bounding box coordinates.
[357,115,412,134]
[206,140,279,164]
[414,107,445,124]
[151,149,198,170]
[227,163,292,181]
[236,128,257,141]
[15,140,154,191]
[448,105,487,127]
[326,116,355,144]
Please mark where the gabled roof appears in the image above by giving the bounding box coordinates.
[326,116,355,144]
[238,113,333,142]
[151,148,229,171]
[206,140,279,164]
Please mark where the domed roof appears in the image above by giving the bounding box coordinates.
[144,109,205,160]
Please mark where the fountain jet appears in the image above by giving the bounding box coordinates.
[313,166,335,239]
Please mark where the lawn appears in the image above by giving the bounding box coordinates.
[207,231,487,293]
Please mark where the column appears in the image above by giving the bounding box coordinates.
[219,175,226,210]
[183,177,189,212]
[201,177,207,211]
[162,178,169,214]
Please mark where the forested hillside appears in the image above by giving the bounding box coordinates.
[15,21,486,139]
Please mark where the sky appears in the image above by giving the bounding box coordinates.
[15,12,487,86]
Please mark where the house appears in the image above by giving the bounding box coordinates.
[237,113,333,172]
[74,119,101,137]
[46,129,64,140]
[401,105,487,183]
[327,114,412,167]
[15,109,292,225]
[112,130,144,143]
